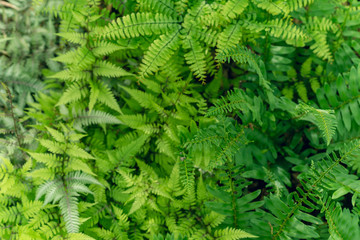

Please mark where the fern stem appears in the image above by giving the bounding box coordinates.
[3,83,22,149]
[317,196,343,240]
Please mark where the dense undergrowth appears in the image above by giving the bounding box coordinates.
[1,0,360,239]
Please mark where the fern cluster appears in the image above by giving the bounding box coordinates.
[2,0,360,239]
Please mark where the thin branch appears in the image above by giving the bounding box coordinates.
[0,1,20,10]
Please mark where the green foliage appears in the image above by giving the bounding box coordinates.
[3,0,360,239]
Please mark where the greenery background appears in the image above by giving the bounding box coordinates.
[1,0,360,239]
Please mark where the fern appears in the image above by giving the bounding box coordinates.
[296,102,337,145]
[139,29,181,78]
[216,45,271,92]
[4,0,360,239]
[214,227,257,239]
[316,64,360,139]
[221,0,249,21]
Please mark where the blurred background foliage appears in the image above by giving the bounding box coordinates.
[0,0,60,161]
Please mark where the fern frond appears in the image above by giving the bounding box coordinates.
[121,86,166,115]
[99,13,179,40]
[310,31,333,61]
[214,227,257,239]
[192,27,218,47]
[182,37,208,82]
[318,194,360,240]
[56,82,88,106]
[253,0,290,15]
[266,18,309,43]
[305,16,338,32]
[203,211,226,228]
[296,102,337,145]
[316,65,360,136]
[300,57,312,78]
[45,127,66,143]
[59,194,80,233]
[50,69,91,82]
[216,45,270,91]
[28,152,61,168]
[91,41,130,57]
[206,89,251,117]
[221,0,249,21]
[66,144,95,159]
[287,0,314,12]
[295,81,308,102]
[38,139,65,154]
[111,204,130,229]
[54,47,95,70]
[137,0,177,17]
[93,60,133,78]
[36,172,101,233]
[73,110,121,130]
[139,29,181,78]
[57,32,87,45]
[67,233,96,240]
[51,48,86,65]
[89,80,122,113]
[118,114,159,134]
[179,156,195,193]
[217,21,243,54]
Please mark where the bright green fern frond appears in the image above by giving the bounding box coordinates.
[179,155,195,193]
[300,57,312,78]
[93,60,133,78]
[296,102,337,145]
[216,45,270,91]
[45,127,66,143]
[121,86,166,115]
[266,18,309,44]
[118,114,159,134]
[192,27,218,47]
[57,47,95,70]
[56,82,88,106]
[139,29,181,78]
[99,13,180,40]
[206,89,251,117]
[221,0,249,21]
[310,31,333,61]
[137,0,177,17]
[217,20,243,54]
[38,139,65,154]
[67,233,96,240]
[305,16,338,32]
[182,37,208,82]
[91,41,130,57]
[253,0,290,16]
[287,0,314,12]
[52,47,88,65]
[214,227,257,239]
[65,171,102,186]
[89,80,122,113]
[28,152,61,168]
[73,110,122,130]
[50,69,91,82]
[57,32,87,45]
[203,211,226,228]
